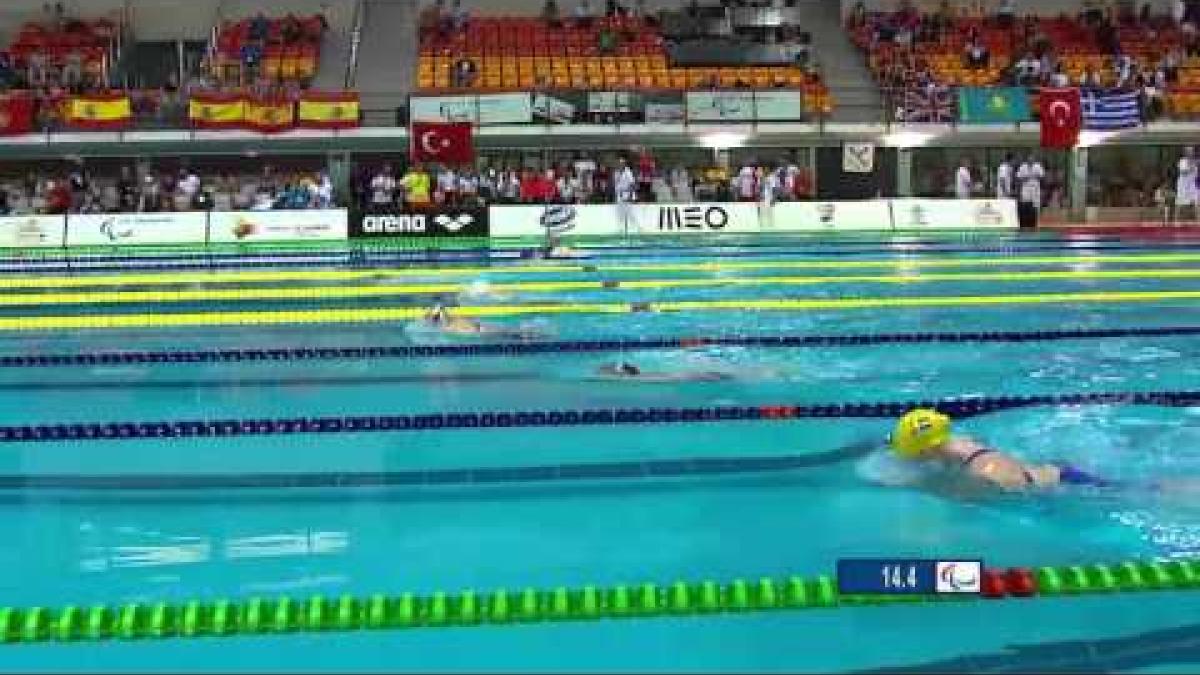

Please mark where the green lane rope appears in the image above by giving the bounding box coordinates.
[1,560,1194,644]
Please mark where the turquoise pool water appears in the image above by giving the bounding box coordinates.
[0,232,1197,672]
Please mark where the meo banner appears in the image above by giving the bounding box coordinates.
[208,210,348,243]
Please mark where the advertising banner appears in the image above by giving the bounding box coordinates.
[890,199,1018,230]
[208,210,349,244]
[350,208,488,239]
[66,212,209,247]
[645,102,686,123]
[769,201,892,231]
[0,215,65,248]
[686,91,755,121]
[750,90,805,121]
[489,203,760,237]
[409,93,533,125]
[532,94,576,124]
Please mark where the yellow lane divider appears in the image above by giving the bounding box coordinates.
[1,290,1198,331]
[7,253,1200,288]
[7,268,1200,307]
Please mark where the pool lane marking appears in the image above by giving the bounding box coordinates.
[6,268,1200,306]
[0,390,1196,443]
[5,325,1200,367]
[0,290,1199,330]
[8,253,1200,288]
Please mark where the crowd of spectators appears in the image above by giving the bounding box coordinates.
[858,0,1200,122]
[353,152,815,211]
[0,164,337,216]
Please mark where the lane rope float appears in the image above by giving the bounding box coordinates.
[1,290,1200,331]
[2,390,1198,444]
[6,253,1200,288]
[8,268,1200,307]
[7,325,1200,368]
[0,560,1195,644]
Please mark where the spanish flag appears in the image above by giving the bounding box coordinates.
[244,97,295,133]
[189,92,246,130]
[298,91,359,130]
[66,93,132,130]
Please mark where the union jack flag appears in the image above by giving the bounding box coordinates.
[900,87,956,124]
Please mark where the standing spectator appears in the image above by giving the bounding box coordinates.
[556,169,580,203]
[613,157,637,203]
[138,175,162,212]
[313,172,334,208]
[45,180,70,215]
[241,39,264,84]
[954,158,973,199]
[116,166,137,212]
[249,13,270,42]
[736,163,757,202]
[543,0,562,28]
[400,164,432,207]
[1016,154,1045,229]
[178,168,201,204]
[27,51,48,88]
[67,163,89,213]
[669,165,693,202]
[964,36,990,69]
[996,0,1016,28]
[477,169,497,204]
[436,164,459,205]
[1175,147,1198,224]
[1049,63,1071,87]
[996,153,1015,199]
[500,168,522,203]
[758,167,781,228]
[212,174,235,211]
[369,165,397,210]
[458,170,479,207]
[575,0,593,28]
[635,149,655,202]
[192,186,214,211]
[62,50,84,91]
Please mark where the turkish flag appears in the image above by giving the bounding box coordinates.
[1039,88,1081,149]
[410,122,474,164]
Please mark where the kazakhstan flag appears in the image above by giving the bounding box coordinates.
[957,87,1032,124]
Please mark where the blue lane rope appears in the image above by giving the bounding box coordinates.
[1,390,1197,444]
[6,326,1200,368]
[0,241,1197,275]
[0,443,880,491]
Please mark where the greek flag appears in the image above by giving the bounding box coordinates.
[1082,89,1142,130]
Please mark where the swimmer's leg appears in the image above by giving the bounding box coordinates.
[1055,464,1117,488]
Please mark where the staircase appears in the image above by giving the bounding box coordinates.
[801,0,885,123]
[352,0,419,116]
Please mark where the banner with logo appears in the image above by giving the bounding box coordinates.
[409,93,532,125]
[489,203,760,237]
[770,201,893,231]
[586,92,637,114]
[750,90,805,121]
[0,215,65,247]
[645,102,685,123]
[890,199,1018,230]
[66,213,209,247]
[349,208,489,239]
[686,91,755,121]
[208,210,348,244]
[531,94,576,124]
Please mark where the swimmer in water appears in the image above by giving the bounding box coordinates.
[423,304,544,340]
[889,408,1198,494]
[595,361,732,383]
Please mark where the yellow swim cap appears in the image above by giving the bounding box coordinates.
[891,409,952,459]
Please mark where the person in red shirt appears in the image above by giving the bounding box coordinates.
[636,150,655,201]
[46,179,71,214]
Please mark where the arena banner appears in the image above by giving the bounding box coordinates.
[686,91,756,121]
[66,212,209,247]
[208,210,349,244]
[0,215,66,247]
[768,201,893,231]
[349,208,488,239]
[409,93,532,125]
[890,198,1018,230]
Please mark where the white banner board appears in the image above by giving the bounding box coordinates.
[490,203,762,237]
[890,199,1018,230]
[66,212,208,247]
[0,215,64,248]
[208,210,348,243]
[409,93,532,125]
[770,201,893,231]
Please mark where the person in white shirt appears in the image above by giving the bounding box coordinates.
[369,166,397,209]
[1015,52,1040,85]
[736,165,757,202]
[436,166,458,206]
[954,159,973,200]
[458,171,479,206]
[669,166,693,202]
[314,172,334,208]
[178,170,201,200]
[758,167,782,228]
[556,170,578,204]
[996,154,1015,199]
[1016,155,1045,229]
[613,157,637,233]
[1175,147,1198,224]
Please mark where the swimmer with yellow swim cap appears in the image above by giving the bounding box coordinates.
[890,409,1115,491]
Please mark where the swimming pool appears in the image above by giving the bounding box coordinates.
[0,230,1197,672]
